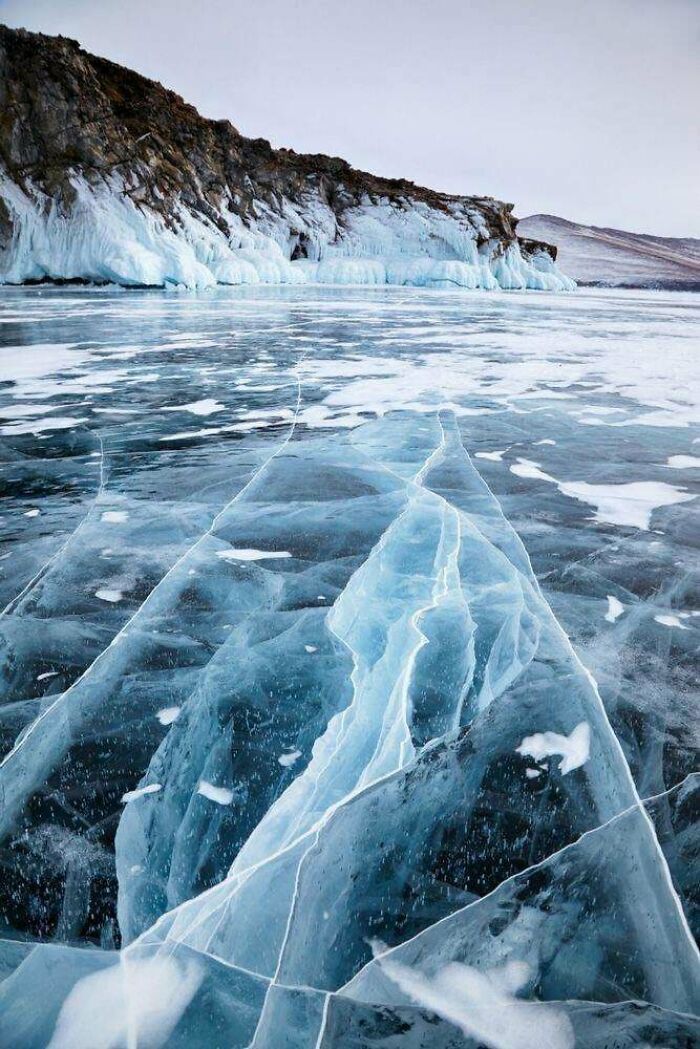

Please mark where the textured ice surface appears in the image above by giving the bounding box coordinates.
[0,285,698,1047]
[0,173,575,292]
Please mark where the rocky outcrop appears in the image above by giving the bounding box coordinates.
[0,25,574,290]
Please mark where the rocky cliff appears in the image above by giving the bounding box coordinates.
[0,25,574,290]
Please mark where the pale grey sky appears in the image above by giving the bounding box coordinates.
[2,0,698,236]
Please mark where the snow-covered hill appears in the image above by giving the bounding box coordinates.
[518,214,700,289]
[0,26,573,291]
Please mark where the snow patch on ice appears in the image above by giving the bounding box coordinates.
[509,459,695,529]
[510,459,554,483]
[604,596,625,623]
[654,614,689,630]
[1,415,87,436]
[121,783,162,803]
[216,548,292,562]
[164,398,225,417]
[376,953,574,1049]
[156,706,181,726]
[95,589,123,603]
[560,480,695,530]
[197,781,234,805]
[475,449,507,462]
[101,510,129,523]
[516,722,590,775]
[0,403,63,420]
[278,750,302,768]
[666,454,700,469]
[47,954,203,1049]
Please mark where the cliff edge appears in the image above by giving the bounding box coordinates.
[0,26,574,290]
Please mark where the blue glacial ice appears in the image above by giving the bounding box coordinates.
[0,285,698,1047]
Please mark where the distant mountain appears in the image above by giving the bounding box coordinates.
[0,25,573,291]
[518,214,700,289]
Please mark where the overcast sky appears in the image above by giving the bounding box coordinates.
[2,0,697,236]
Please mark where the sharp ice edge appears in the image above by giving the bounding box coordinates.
[132,776,700,1005]
[119,413,697,1023]
[0,358,307,835]
[167,772,700,1004]
[0,433,107,618]
[0,172,575,291]
[213,424,454,878]
[312,993,331,1049]
[139,427,466,959]
[124,768,699,1001]
[242,428,465,1040]
[117,432,446,957]
[6,404,696,1036]
[637,771,698,808]
[17,762,689,1015]
[339,773,700,998]
[0,780,697,1044]
[436,426,700,973]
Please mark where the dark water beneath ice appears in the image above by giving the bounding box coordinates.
[0,285,697,1046]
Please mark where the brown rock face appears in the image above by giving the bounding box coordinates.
[0,24,562,286]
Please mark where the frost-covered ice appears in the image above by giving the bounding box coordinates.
[0,285,698,1048]
[0,172,575,292]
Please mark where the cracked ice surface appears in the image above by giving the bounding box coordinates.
[0,285,698,1047]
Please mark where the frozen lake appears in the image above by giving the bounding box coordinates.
[0,285,698,1046]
